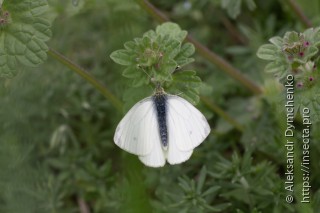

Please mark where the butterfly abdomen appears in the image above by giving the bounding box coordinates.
[153,94,168,148]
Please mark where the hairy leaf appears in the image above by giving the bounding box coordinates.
[0,0,54,78]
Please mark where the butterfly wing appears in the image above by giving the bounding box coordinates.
[166,95,210,159]
[114,97,160,156]
[138,141,166,167]
[114,97,166,167]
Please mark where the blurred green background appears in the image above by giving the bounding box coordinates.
[1,0,320,212]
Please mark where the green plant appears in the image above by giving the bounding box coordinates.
[1,0,320,213]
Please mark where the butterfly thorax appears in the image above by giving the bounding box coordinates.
[152,92,168,149]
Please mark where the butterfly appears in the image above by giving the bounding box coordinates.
[114,86,210,167]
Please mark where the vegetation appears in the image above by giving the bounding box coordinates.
[1,0,320,212]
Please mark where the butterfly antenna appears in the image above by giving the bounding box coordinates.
[137,64,153,79]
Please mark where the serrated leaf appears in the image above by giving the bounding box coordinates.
[269,36,283,48]
[156,22,187,42]
[312,27,320,46]
[264,62,287,74]
[110,50,133,66]
[303,28,316,42]
[132,75,148,87]
[158,59,177,80]
[175,42,195,67]
[124,41,136,50]
[141,36,152,49]
[143,29,156,39]
[0,0,54,78]
[161,38,181,59]
[182,89,200,105]
[306,46,318,58]
[122,66,141,78]
[167,70,201,104]
[283,31,300,43]
[256,44,279,60]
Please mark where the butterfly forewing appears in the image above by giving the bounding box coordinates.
[114,98,158,156]
[166,95,211,152]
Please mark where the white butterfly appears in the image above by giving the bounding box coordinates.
[114,88,210,167]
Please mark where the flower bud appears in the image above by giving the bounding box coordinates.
[296,82,303,88]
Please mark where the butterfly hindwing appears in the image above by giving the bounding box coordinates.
[138,140,166,167]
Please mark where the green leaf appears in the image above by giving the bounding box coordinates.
[157,59,176,81]
[174,42,195,67]
[143,29,156,39]
[306,46,318,58]
[264,61,287,74]
[110,50,133,66]
[132,75,148,87]
[167,70,201,105]
[269,36,283,48]
[292,46,318,64]
[295,86,320,123]
[122,85,153,112]
[256,44,279,60]
[110,22,199,107]
[124,41,136,50]
[283,31,300,44]
[156,22,187,42]
[221,0,242,19]
[122,66,141,78]
[245,0,256,10]
[0,0,54,78]
[178,177,192,193]
[202,186,221,197]
[154,34,180,61]
[196,166,207,194]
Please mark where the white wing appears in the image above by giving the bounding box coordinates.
[166,95,210,153]
[114,97,159,156]
[166,135,193,165]
[138,140,166,167]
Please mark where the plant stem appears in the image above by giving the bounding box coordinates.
[48,48,123,112]
[77,197,91,213]
[187,36,262,95]
[220,15,247,44]
[201,96,244,132]
[285,0,312,28]
[135,0,263,95]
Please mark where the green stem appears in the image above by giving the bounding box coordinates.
[285,0,313,28]
[48,48,123,112]
[200,96,244,132]
[135,0,263,95]
[220,15,247,44]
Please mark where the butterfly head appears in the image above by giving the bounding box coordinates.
[154,82,166,96]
